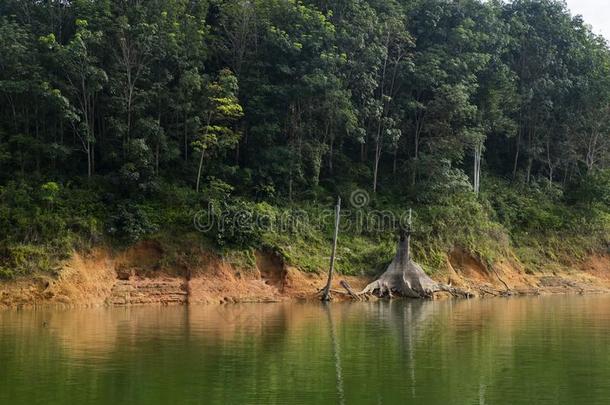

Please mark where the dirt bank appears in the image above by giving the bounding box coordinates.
[444,248,610,297]
[0,241,370,308]
[1,241,610,308]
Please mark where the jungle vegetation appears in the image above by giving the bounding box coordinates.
[1,0,610,278]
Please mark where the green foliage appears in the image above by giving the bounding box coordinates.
[206,199,264,248]
[1,0,610,278]
[0,182,103,279]
[566,170,610,207]
[484,177,610,265]
[108,203,160,243]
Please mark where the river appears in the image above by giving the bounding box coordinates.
[1,296,610,404]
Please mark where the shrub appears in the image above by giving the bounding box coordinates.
[108,202,160,243]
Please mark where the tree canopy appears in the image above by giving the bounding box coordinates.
[2,0,610,277]
[3,0,610,196]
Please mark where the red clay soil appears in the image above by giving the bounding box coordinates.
[1,241,610,308]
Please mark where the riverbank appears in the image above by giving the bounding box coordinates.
[2,240,610,309]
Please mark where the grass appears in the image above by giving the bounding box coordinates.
[1,176,609,280]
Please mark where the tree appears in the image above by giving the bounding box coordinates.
[43,19,107,178]
[111,4,155,156]
[358,230,471,298]
[504,0,574,183]
[195,69,243,192]
[369,13,413,193]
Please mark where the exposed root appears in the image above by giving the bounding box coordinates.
[354,235,473,300]
[478,286,500,297]
[339,280,364,301]
[438,284,474,298]
[490,264,511,292]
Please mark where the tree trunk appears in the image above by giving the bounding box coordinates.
[512,129,521,180]
[86,141,92,178]
[328,136,334,175]
[321,197,341,301]
[184,111,188,162]
[196,148,205,193]
[393,142,398,175]
[359,233,472,299]
[373,135,381,193]
[473,142,482,196]
[195,114,213,192]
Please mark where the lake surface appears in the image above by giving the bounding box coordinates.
[1,296,610,404]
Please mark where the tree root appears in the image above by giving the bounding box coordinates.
[478,285,500,297]
[344,236,474,300]
[438,284,475,299]
[352,237,473,299]
[324,235,476,301]
[355,279,473,299]
[489,264,511,292]
[339,280,363,301]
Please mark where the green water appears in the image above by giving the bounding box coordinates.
[1,296,610,404]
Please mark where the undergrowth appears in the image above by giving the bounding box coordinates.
[1,175,609,279]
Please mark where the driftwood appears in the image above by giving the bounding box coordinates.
[349,232,473,300]
[339,280,366,301]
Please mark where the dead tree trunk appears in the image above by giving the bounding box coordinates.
[321,197,341,301]
[473,141,482,196]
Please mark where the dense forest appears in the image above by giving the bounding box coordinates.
[2,0,610,279]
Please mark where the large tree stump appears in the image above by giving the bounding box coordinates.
[358,233,471,299]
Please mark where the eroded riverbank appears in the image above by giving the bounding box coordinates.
[1,240,610,308]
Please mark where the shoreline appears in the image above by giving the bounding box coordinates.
[2,241,610,309]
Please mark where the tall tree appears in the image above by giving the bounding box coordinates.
[43,19,107,178]
[195,69,243,192]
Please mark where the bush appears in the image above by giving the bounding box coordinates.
[108,202,159,243]
[205,199,265,248]
[566,170,610,207]
[0,181,106,278]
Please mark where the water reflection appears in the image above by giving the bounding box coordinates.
[323,303,345,405]
[1,296,610,404]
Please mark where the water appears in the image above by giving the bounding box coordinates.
[1,296,610,404]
